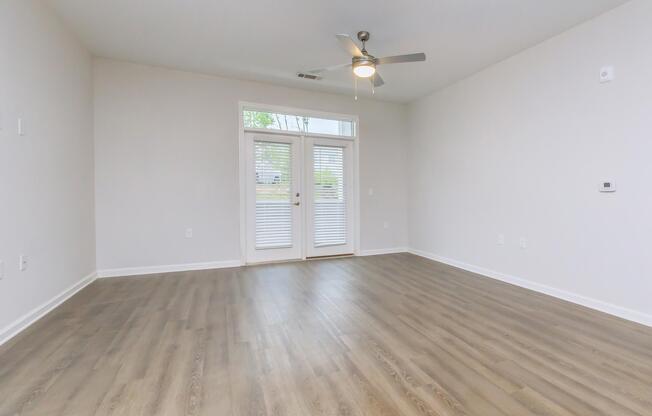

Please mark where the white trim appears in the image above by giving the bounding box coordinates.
[97,260,242,278]
[242,127,356,141]
[238,104,247,266]
[359,247,408,256]
[408,248,652,328]
[0,271,97,347]
[353,122,361,256]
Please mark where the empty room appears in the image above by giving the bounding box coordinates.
[1,0,651,414]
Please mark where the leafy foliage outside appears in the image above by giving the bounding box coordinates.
[244,111,276,129]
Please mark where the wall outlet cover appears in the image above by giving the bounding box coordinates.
[599,66,614,83]
[599,181,616,192]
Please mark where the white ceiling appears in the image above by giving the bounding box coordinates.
[46,0,629,102]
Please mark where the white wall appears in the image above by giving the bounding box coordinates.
[94,59,408,272]
[408,0,652,324]
[0,1,95,340]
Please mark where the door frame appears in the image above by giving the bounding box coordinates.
[238,101,360,265]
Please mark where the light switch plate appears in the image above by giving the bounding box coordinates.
[19,255,27,271]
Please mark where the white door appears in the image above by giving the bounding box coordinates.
[245,133,355,263]
[246,133,302,263]
[305,137,355,257]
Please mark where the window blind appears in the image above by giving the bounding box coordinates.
[313,145,346,247]
[255,141,293,249]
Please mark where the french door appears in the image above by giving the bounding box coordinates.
[304,137,354,258]
[246,134,302,263]
[245,133,354,263]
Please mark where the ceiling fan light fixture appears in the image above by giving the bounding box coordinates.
[352,60,376,78]
[304,31,426,91]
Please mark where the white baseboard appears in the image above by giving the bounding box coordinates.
[359,247,407,256]
[97,259,242,278]
[0,271,97,347]
[408,248,652,328]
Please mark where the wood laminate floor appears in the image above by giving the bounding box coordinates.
[1,253,651,415]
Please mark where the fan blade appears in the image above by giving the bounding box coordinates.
[306,63,351,74]
[371,72,385,87]
[336,34,363,57]
[376,53,426,65]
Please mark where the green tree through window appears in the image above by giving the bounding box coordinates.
[244,111,275,129]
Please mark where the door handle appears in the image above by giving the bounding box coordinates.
[293,201,301,206]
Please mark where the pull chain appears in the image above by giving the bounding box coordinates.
[354,76,358,101]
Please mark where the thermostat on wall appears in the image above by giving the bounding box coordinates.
[599,181,616,192]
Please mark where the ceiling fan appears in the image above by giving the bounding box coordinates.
[306,31,426,89]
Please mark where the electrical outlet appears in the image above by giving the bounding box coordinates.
[0,260,4,279]
[19,255,28,271]
[18,118,25,136]
[599,66,614,83]
[383,221,390,229]
[185,228,193,238]
[368,188,374,196]
[519,238,528,249]
[497,234,505,246]
[599,180,616,193]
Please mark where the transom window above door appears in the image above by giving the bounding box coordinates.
[243,108,356,138]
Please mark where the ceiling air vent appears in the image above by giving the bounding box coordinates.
[297,72,321,80]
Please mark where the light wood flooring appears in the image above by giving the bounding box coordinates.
[1,253,651,415]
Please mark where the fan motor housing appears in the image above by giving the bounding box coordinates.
[352,55,376,67]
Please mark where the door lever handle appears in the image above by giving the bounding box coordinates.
[293,201,300,206]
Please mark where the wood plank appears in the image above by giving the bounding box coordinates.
[0,253,650,415]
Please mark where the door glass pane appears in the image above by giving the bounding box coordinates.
[313,145,346,247]
[255,141,292,249]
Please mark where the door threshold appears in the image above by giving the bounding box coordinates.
[306,253,354,260]
[245,258,303,266]
[246,253,354,266]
